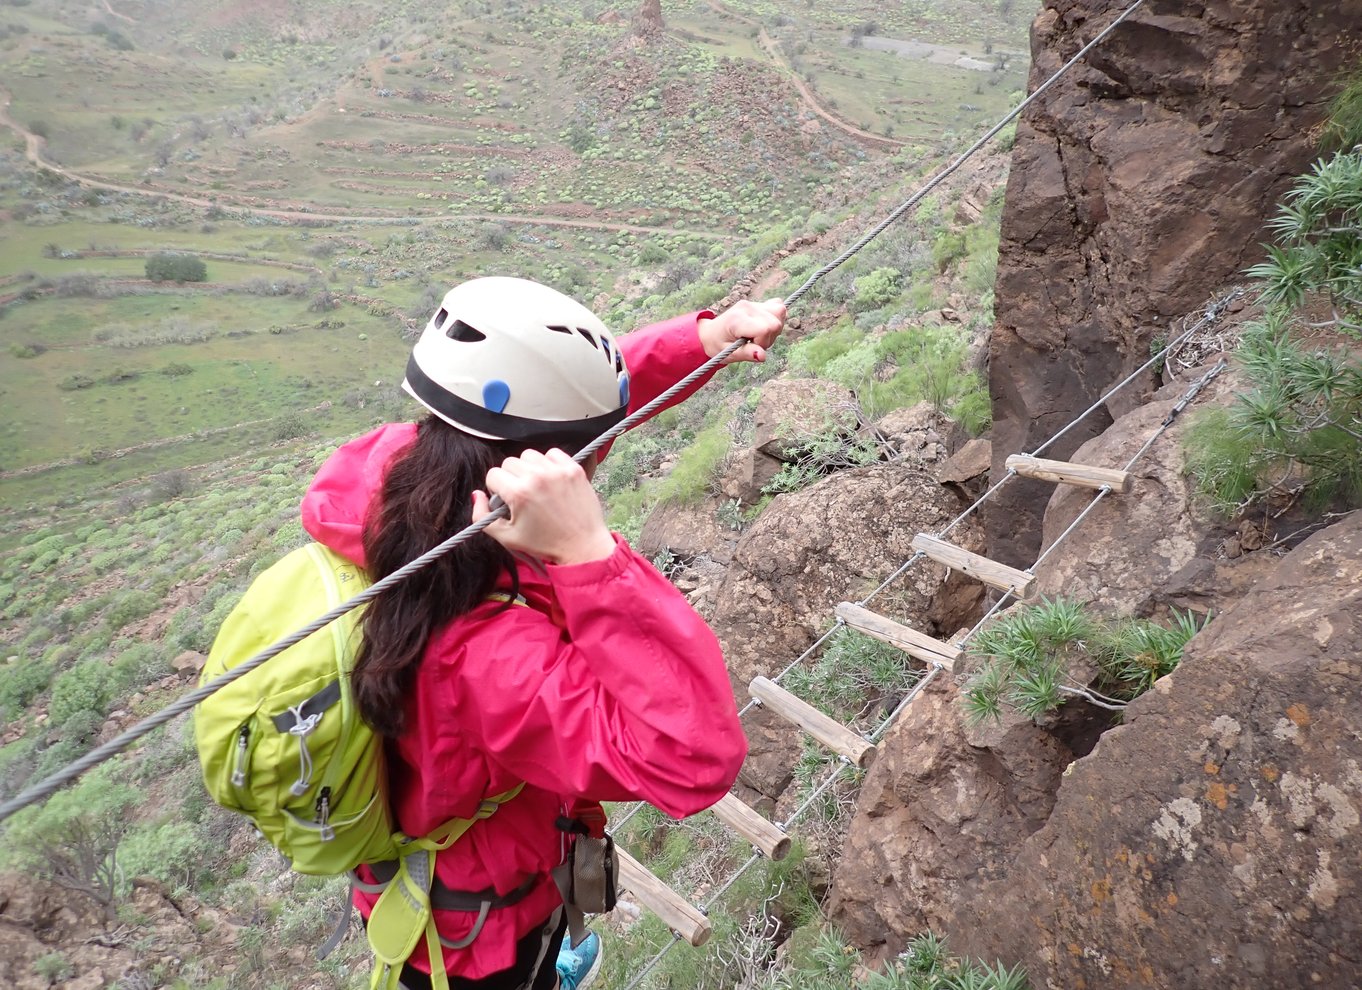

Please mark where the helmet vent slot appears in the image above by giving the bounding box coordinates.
[546,324,573,334]
[446,319,487,343]
[576,328,598,349]
[433,308,449,331]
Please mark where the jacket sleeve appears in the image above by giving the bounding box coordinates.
[600,311,716,459]
[438,536,746,818]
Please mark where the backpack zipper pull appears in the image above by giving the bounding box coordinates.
[316,786,335,842]
[231,726,250,787]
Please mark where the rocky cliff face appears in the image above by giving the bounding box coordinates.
[986,0,1362,566]
[954,509,1362,988]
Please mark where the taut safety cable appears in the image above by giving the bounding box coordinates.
[0,0,1149,829]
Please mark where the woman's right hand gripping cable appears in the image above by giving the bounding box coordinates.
[471,449,616,566]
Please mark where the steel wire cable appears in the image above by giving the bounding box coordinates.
[1,0,1156,829]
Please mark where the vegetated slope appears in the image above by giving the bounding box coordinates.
[0,1,1031,986]
[0,134,1019,988]
[0,0,1032,505]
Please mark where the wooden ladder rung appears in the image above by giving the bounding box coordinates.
[835,602,963,672]
[1005,453,1132,493]
[616,846,713,947]
[710,793,791,861]
[749,676,877,769]
[911,534,1036,597]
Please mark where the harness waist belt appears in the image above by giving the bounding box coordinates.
[364,861,540,912]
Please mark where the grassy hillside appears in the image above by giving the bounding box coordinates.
[1,0,1029,503]
[0,0,1034,985]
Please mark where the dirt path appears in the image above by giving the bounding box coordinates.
[100,0,134,24]
[702,0,905,150]
[0,87,732,240]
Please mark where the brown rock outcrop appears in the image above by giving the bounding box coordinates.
[709,462,985,800]
[632,0,663,39]
[0,875,240,989]
[827,679,1076,961]
[951,509,1362,988]
[710,463,984,691]
[987,0,1362,566]
[1031,363,1275,619]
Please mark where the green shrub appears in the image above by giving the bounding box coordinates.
[32,953,72,983]
[787,321,862,376]
[0,656,51,722]
[784,628,920,723]
[656,421,731,506]
[762,424,884,496]
[119,820,203,891]
[1,761,140,914]
[962,599,1206,725]
[145,253,207,283]
[1185,128,1362,513]
[1186,320,1362,512]
[852,266,902,311]
[48,658,112,726]
[104,589,160,634]
[932,230,968,272]
[1325,65,1362,151]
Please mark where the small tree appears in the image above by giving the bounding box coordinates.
[1,763,141,919]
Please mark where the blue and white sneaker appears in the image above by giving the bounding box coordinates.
[556,930,602,990]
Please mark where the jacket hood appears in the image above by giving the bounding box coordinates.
[300,422,417,568]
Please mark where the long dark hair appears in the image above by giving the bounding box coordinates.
[352,415,523,737]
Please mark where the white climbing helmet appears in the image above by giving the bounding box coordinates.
[401,276,631,447]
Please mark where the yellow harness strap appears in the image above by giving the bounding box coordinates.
[366,784,525,990]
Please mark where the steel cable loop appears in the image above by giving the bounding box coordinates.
[0,0,1162,829]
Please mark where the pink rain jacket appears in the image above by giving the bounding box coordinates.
[300,312,747,979]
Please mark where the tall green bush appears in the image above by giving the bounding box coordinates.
[1185,144,1362,512]
[145,253,208,283]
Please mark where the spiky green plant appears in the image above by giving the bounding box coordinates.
[1186,82,1362,514]
[962,601,1205,725]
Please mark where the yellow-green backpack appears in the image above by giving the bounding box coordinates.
[195,542,520,990]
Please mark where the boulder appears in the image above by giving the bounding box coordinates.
[752,379,861,462]
[951,509,1362,989]
[986,0,1359,566]
[935,437,992,500]
[637,499,738,567]
[828,679,1077,962]
[709,462,985,800]
[872,401,964,463]
[718,447,785,506]
[170,650,206,674]
[1031,365,1275,619]
[710,462,984,689]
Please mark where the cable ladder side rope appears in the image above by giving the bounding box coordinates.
[0,0,1149,828]
[618,336,1233,990]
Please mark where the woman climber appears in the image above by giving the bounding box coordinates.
[299,276,785,989]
